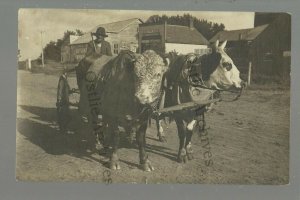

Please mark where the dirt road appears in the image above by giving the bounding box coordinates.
[16,70,289,184]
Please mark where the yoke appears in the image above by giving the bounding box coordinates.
[155,98,220,114]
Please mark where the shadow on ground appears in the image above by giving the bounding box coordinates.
[17,105,178,168]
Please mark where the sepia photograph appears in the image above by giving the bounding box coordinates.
[17,9,290,184]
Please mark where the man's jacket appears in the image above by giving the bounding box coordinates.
[86,40,112,57]
[76,40,112,87]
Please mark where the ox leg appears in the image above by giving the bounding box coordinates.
[98,122,111,156]
[125,125,135,145]
[137,121,154,172]
[175,119,187,163]
[109,123,121,170]
[156,118,167,143]
[185,130,194,160]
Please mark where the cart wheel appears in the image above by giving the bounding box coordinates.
[56,75,71,133]
[57,104,71,129]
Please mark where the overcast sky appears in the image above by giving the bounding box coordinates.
[18,9,254,60]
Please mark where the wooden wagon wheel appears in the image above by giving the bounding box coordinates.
[56,75,72,133]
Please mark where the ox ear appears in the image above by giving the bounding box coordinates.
[164,57,170,67]
[220,40,227,50]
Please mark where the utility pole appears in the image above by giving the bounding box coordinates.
[40,31,45,68]
[248,61,252,86]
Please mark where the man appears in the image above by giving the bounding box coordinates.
[76,27,112,121]
[76,27,112,86]
[86,27,112,58]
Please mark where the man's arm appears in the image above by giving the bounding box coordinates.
[85,42,95,57]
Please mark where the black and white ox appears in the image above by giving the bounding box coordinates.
[160,40,244,163]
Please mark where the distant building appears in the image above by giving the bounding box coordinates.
[210,24,269,73]
[138,21,210,55]
[254,12,284,27]
[61,18,143,63]
[61,35,80,63]
[210,13,291,77]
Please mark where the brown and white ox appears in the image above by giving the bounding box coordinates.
[160,40,244,163]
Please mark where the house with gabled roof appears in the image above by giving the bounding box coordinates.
[138,21,210,55]
[61,18,143,63]
[210,13,291,77]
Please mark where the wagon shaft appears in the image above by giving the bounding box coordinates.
[156,98,220,114]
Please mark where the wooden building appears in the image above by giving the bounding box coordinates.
[61,35,80,63]
[138,21,210,55]
[210,13,291,77]
[61,18,142,63]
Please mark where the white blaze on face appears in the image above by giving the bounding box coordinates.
[207,40,242,90]
[230,62,243,88]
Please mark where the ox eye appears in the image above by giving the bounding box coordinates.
[223,62,232,71]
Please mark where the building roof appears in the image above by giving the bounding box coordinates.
[165,25,209,45]
[209,24,269,42]
[72,18,142,45]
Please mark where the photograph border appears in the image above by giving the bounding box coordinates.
[1,0,299,199]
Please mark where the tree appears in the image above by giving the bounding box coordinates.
[42,29,84,61]
[145,14,225,40]
[75,29,84,36]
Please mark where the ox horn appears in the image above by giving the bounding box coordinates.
[220,40,227,50]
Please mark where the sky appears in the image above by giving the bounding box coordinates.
[18,9,255,60]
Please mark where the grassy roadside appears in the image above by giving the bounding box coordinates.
[18,59,77,76]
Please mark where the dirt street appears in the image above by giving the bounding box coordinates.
[16,70,289,184]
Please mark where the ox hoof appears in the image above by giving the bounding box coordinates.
[141,160,154,172]
[110,161,121,170]
[158,135,167,143]
[177,149,187,163]
[110,153,121,170]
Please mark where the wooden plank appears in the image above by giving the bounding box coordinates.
[156,98,220,114]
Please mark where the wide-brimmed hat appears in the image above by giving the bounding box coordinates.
[92,27,108,37]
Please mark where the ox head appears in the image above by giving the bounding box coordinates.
[188,40,244,91]
[206,40,243,90]
[134,50,170,105]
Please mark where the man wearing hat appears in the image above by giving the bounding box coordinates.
[86,27,112,57]
[76,27,112,87]
[75,27,112,122]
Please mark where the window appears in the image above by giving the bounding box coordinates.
[113,43,119,54]
[194,49,201,54]
[194,48,211,55]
